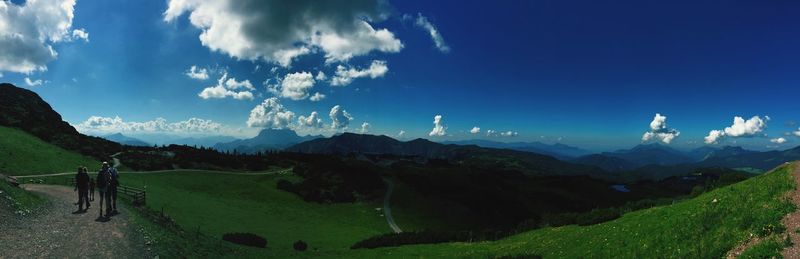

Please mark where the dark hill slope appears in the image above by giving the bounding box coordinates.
[286,133,611,178]
[0,83,121,160]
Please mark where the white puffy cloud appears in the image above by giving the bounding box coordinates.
[24,77,43,87]
[771,137,787,144]
[315,71,327,81]
[185,65,209,80]
[198,73,254,100]
[74,116,230,135]
[331,60,388,86]
[470,127,480,134]
[412,13,450,53]
[704,116,769,144]
[428,115,446,136]
[277,72,315,100]
[329,105,354,129]
[641,113,680,144]
[0,0,87,73]
[297,111,324,129]
[397,130,405,138]
[793,128,800,137]
[309,92,326,102]
[247,97,295,128]
[71,28,89,42]
[360,122,370,133]
[163,0,402,67]
[500,131,519,137]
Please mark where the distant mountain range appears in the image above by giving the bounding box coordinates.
[440,139,591,159]
[286,133,610,178]
[102,133,149,146]
[214,128,320,154]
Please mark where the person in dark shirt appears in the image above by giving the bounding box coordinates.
[96,162,112,219]
[74,167,90,212]
[108,166,120,215]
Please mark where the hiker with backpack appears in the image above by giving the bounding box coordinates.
[96,162,112,219]
[108,165,120,215]
[74,167,90,212]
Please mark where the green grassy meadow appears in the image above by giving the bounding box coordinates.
[116,170,394,258]
[344,163,797,258]
[0,126,100,176]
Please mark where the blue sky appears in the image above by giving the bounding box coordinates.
[2,0,800,151]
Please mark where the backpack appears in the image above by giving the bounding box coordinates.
[97,169,110,188]
[109,167,120,186]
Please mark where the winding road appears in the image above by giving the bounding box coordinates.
[0,185,151,258]
[383,178,402,233]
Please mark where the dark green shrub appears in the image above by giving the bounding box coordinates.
[293,240,308,251]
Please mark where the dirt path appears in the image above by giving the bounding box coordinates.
[12,168,292,178]
[0,185,151,258]
[782,163,800,258]
[383,178,402,233]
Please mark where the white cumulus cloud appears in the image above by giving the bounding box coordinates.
[198,73,254,100]
[793,128,800,137]
[185,65,209,80]
[24,77,43,87]
[470,127,480,134]
[428,115,446,136]
[0,0,86,73]
[704,115,769,144]
[397,130,405,138]
[74,116,230,135]
[360,122,370,133]
[641,113,680,144]
[331,60,388,86]
[277,72,315,100]
[163,0,402,67]
[329,105,354,129]
[500,131,519,137]
[771,137,787,144]
[298,111,324,129]
[247,97,295,128]
[309,92,326,102]
[71,28,89,42]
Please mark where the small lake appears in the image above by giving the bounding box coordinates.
[611,184,630,193]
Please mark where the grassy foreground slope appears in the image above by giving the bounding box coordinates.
[352,162,797,258]
[118,171,392,258]
[0,126,99,176]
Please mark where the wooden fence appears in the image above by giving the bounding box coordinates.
[66,178,146,206]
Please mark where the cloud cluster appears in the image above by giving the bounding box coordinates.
[75,116,229,134]
[163,0,402,67]
[331,60,388,86]
[428,115,446,136]
[470,127,480,134]
[198,73,254,100]
[247,97,295,128]
[0,0,88,73]
[269,71,316,100]
[185,65,209,80]
[297,111,324,129]
[309,92,326,102]
[771,137,787,144]
[412,13,450,53]
[500,131,519,137]
[704,116,769,144]
[794,128,800,137]
[641,113,680,144]
[329,105,354,129]
[24,77,44,87]
[360,122,370,133]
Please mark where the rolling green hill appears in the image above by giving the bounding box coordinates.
[348,162,797,258]
[0,126,100,175]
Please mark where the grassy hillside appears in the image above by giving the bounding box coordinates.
[348,162,797,258]
[115,171,395,258]
[0,126,100,175]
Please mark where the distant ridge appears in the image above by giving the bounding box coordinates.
[214,128,320,154]
[286,133,610,178]
[103,133,149,146]
[441,139,591,159]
